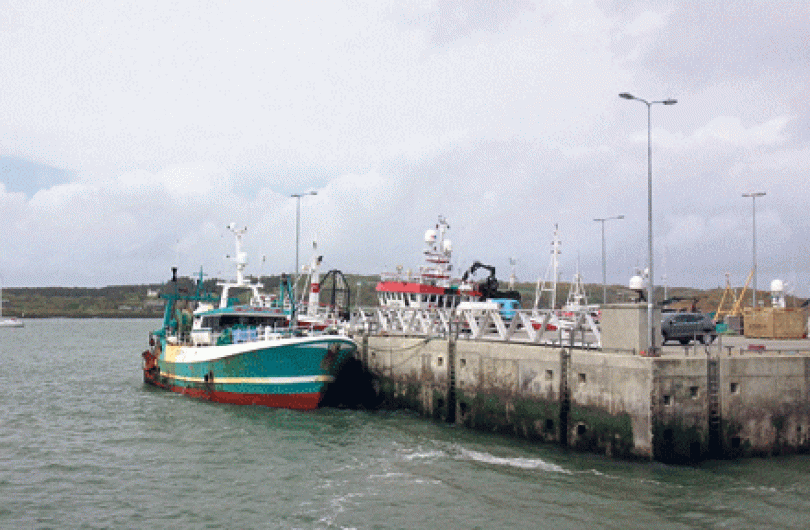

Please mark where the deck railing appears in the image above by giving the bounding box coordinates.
[175,323,344,347]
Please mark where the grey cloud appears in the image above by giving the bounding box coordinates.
[639,1,810,86]
[403,0,536,46]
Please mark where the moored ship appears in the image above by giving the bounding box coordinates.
[375,215,482,309]
[141,223,357,410]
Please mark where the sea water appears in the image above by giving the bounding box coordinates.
[1,318,809,529]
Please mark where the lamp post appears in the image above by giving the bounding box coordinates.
[619,92,677,355]
[291,191,317,299]
[593,215,624,304]
[742,191,766,308]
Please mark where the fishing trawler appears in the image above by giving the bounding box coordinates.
[141,223,357,410]
[375,216,482,309]
[531,225,599,332]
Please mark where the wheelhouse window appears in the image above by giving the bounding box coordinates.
[199,314,286,332]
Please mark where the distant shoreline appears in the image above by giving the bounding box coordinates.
[1,280,806,320]
[4,314,163,319]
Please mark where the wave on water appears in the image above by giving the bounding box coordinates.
[401,449,447,461]
[395,441,571,475]
[458,448,571,474]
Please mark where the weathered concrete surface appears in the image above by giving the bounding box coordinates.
[721,355,810,456]
[600,303,661,354]
[361,332,810,462]
[652,357,712,462]
[364,335,655,460]
[653,352,810,461]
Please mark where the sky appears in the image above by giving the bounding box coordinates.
[1,0,808,299]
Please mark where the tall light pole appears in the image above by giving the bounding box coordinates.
[594,215,624,304]
[291,191,317,298]
[742,191,766,308]
[619,92,677,355]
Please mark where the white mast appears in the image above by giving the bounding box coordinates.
[564,254,588,311]
[508,258,517,291]
[218,223,261,308]
[534,224,561,311]
[421,215,453,287]
[304,242,323,316]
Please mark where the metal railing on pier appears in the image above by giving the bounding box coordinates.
[346,306,602,348]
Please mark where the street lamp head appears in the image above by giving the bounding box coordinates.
[619,92,635,100]
[663,99,677,105]
[594,215,625,222]
[308,191,318,196]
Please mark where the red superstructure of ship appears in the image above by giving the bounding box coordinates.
[375,216,481,309]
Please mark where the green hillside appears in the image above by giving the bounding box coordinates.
[1,275,804,319]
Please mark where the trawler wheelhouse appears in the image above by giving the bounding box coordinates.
[376,284,465,309]
[189,307,291,346]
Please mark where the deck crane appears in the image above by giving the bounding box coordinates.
[460,261,521,302]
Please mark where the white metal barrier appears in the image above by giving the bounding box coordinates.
[347,307,602,348]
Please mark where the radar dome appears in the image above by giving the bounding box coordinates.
[442,239,452,253]
[424,229,437,244]
[629,275,645,290]
[770,279,784,292]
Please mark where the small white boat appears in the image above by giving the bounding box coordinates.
[0,279,23,328]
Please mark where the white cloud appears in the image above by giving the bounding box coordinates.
[622,10,670,37]
[0,1,808,297]
[690,116,792,147]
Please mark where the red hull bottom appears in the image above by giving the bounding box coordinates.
[144,371,323,411]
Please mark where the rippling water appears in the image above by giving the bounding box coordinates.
[2,319,810,529]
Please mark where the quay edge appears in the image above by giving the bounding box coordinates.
[356,304,810,463]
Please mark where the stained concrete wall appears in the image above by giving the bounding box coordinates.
[361,335,810,461]
[364,335,655,460]
[357,306,810,461]
[654,357,716,461]
[568,352,653,455]
[620,353,810,461]
[721,355,810,455]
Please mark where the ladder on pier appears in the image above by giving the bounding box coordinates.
[559,336,572,446]
[707,358,721,456]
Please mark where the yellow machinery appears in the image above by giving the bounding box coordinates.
[714,270,753,323]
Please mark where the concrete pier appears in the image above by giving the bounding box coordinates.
[355,304,810,462]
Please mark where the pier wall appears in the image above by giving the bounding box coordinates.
[356,305,810,462]
[722,355,810,455]
[654,355,810,460]
[363,336,655,460]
